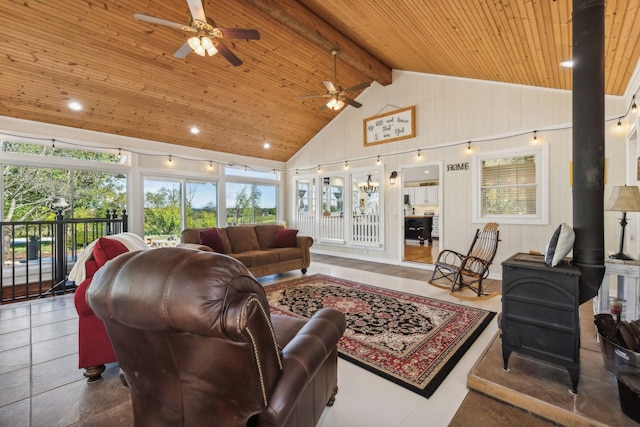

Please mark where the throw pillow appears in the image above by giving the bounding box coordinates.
[544,223,575,267]
[93,237,129,268]
[84,259,100,279]
[198,228,226,253]
[273,229,298,248]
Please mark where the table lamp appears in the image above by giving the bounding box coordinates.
[604,185,640,260]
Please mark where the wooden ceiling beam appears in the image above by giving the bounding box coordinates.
[244,0,392,86]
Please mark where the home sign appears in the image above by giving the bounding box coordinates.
[446,162,469,171]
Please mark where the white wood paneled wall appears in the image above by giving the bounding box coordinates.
[287,71,628,277]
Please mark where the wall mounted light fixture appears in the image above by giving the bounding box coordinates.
[389,171,398,185]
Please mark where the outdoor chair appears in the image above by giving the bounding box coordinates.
[429,222,500,296]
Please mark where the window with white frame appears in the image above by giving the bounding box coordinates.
[143,178,218,243]
[225,165,279,226]
[472,144,548,224]
[294,168,383,246]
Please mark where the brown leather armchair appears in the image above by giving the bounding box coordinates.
[87,247,346,427]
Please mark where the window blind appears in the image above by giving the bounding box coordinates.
[481,155,536,215]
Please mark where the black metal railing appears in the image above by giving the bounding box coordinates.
[1,210,127,303]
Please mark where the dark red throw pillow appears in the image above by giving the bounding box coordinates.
[93,238,128,268]
[84,259,100,279]
[273,229,298,248]
[198,228,226,253]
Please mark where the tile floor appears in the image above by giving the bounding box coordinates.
[0,256,523,426]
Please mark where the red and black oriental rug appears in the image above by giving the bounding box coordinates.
[265,274,496,398]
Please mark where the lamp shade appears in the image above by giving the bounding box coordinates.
[187,36,201,50]
[200,37,213,50]
[604,185,640,212]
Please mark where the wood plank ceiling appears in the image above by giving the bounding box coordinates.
[1,0,639,162]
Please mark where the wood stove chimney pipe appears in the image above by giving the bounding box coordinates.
[572,0,606,304]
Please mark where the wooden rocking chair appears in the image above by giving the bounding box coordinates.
[429,223,500,296]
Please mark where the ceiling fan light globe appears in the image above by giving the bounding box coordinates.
[201,36,213,50]
[187,36,201,50]
[335,99,345,110]
[206,46,218,56]
[194,45,206,56]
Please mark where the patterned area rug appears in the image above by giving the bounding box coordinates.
[265,274,496,398]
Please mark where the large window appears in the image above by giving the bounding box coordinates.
[143,178,218,243]
[143,178,181,241]
[473,145,548,224]
[225,166,278,226]
[3,165,127,222]
[1,141,126,222]
[1,142,128,267]
[225,183,277,225]
[186,182,218,228]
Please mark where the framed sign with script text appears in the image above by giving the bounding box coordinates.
[363,106,415,146]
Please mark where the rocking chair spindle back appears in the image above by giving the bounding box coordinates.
[429,223,500,296]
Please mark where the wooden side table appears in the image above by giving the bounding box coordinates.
[595,258,640,321]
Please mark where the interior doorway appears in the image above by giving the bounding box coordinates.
[401,164,441,264]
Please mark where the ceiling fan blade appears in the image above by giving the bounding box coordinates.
[173,42,192,59]
[323,80,336,93]
[298,94,332,99]
[133,13,184,30]
[218,28,260,40]
[187,0,206,22]
[344,82,371,93]
[344,97,363,108]
[215,43,243,66]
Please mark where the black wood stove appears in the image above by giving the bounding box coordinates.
[501,253,582,394]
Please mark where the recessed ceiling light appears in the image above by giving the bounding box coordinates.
[424,170,430,173]
[190,126,200,135]
[560,60,574,68]
[263,142,271,149]
[67,101,83,111]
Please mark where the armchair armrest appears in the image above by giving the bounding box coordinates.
[176,242,213,252]
[262,307,346,425]
[223,293,283,407]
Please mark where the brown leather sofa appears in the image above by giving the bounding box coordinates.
[87,247,346,427]
[178,224,313,277]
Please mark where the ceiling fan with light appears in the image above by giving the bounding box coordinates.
[299,49,370,110]
[133,0,260,66]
